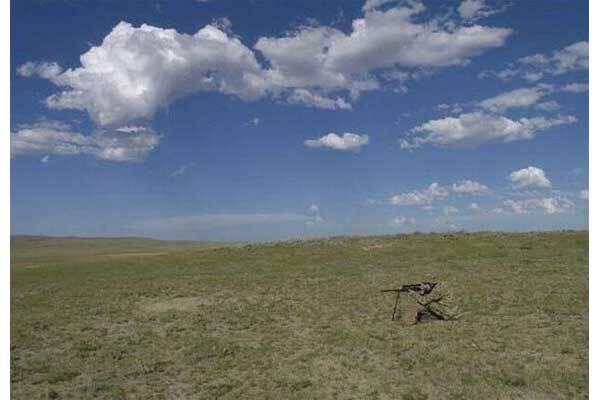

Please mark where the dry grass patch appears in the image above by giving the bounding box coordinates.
[139,296,216,313]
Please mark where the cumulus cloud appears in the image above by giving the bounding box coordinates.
[304,132,369,151]
[20,3,512,126]
[508,166,551,189]
[308,4,511,74]
[481,41,588,82]
[389,183,448,206]
[478,85,552,113]
[33,22,269,127]
[580,189,589,200]
[503,196,572,215]
[452,179,490,194]
[11,120,159,162]
[390,216,416,226]
[401,112,576,149]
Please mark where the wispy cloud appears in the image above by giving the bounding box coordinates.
[401,112,575,150]
[479,41,588,82]
[11,120,159,162]
[170,163,195,178]
[390,216,416,226]
[457,0,508,21]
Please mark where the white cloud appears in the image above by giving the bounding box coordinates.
[437,103,463,114]
[503,197,572,215]
[508,166,551,189]
[452,179,490,194]
[362,0,398,12]
[503,199,528,214]
[20,4,512,126]
[305,204,324,226]
[481,42,588,82]
[255,2,511,87]
[535,100,561,112]
[443,206,459,216]
[170,163,195,177]
[522,71,544,82]
[478,85,552,112]
[561,83,588,93]
[16,61,63,79]
[28,22,270,127]
[580,189,589,200]
[389,182,448,206]
[314,5,511,74]
[458,0,504,20]
[458,0,485,19]
[304,132,369,151]
[244,117,260,126]
[520,41,589,75]
[402,112,576,149]
[390,216,416,226]
[468,202,480,210]
[11,120,159,162]
[382,70,410,82]
[288,89,352,110]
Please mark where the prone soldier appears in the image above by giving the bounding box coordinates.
[408,274,460,323]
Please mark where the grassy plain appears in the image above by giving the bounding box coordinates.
[11,232,588,399]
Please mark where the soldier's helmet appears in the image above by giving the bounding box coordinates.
[424,273,438,283]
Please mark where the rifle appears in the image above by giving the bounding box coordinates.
[381,282,437,321]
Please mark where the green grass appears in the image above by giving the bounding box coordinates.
[11,231,588,399]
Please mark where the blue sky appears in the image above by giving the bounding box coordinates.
[10,0,588,241]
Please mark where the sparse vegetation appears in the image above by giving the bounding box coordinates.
[11,232,588,399]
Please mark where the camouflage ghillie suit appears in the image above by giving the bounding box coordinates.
[409,280,460,322]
